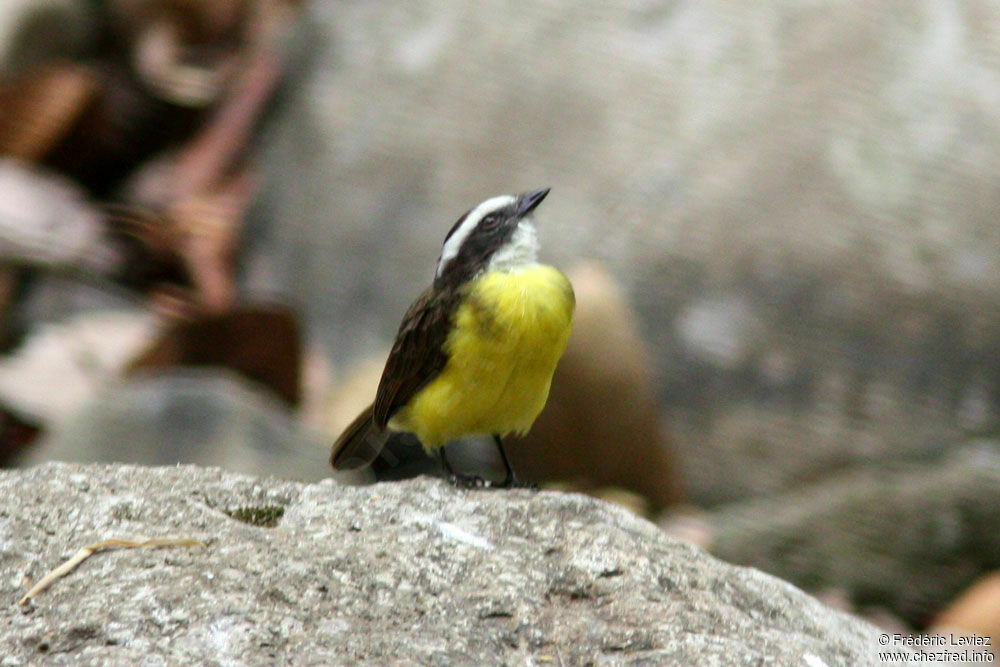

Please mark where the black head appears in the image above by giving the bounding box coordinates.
[434,187,550,287]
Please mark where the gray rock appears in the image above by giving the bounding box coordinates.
[708,442,1000,627]
[0,463,903,665]
[15,371,338,485]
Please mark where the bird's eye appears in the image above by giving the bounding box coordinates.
[481,214,501,229]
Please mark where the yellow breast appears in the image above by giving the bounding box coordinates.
[390,264,575,451]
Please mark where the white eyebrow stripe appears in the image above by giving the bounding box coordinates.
[435,194,515,278]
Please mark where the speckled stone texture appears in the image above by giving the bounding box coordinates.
[0,463,903,665]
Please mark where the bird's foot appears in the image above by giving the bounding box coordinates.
[446,473,538,490]
[447,473,493,489]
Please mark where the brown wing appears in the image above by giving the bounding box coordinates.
[372,286,458,428]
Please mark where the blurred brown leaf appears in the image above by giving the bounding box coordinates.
[0,63,97,163]
[0,405,41,467]
[126,304,302,407]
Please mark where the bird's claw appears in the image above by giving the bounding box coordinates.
[446,473,538,490]
[448,473,492,489]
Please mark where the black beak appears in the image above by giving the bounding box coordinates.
[516,187,550,218]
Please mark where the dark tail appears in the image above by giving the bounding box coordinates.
[330,403,389,470]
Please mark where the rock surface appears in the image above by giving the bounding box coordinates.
[14,372,335,484]
[0,463,900,665]
[708,442,1000,628]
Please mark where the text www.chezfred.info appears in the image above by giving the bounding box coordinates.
[877,633,994,663]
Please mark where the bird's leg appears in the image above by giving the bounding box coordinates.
[493,435,536,489]
[439,445,489,488]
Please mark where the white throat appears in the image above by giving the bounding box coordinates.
[487,219,539,272]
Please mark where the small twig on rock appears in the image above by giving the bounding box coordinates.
[18,536,204,605]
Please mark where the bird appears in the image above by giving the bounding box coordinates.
[330,187,575,488]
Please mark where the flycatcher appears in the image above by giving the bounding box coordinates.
[330,187,575,487]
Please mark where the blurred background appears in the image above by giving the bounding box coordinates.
[1,0,999,652]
